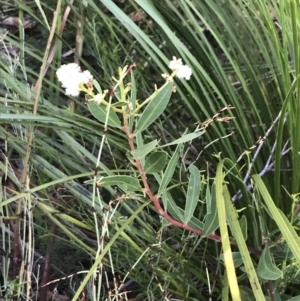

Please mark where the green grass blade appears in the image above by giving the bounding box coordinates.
[253,174,300,265]
[215,160,241,301]
[224,185,266,300]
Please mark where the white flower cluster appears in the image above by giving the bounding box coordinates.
[169,56,192,80]
[56,63,93,96]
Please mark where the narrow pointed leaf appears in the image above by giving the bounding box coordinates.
[144,151,167,173]
[131,139,158,160]
[157,143,183,196]
[184,165,201,224]
[162,191,184,221]
[203,183,219,236]
[93,79,102,94]
[134,82,173,135]
[159,130,205,148]
[154,173,183,219]
[97,176,141,192]
[87,101,121,128]
[206,184,211,213]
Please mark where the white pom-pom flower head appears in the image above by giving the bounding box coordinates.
[168,56,192,80]
[56,63,94,96]
[176,64,192,80]
[168,56,183,70]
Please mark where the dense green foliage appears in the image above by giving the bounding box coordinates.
[0,0,300,300]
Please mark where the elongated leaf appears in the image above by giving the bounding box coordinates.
[157,143,183,196]
[159,130,205,148]
[96,176,141,192]
[286,297,300,301]
[154,173,183,220]
[134,82,173,135]
[111,101,128,108]
[33,0,50,30]
[257,247,282,280]
[129,71,137,132]
[224,181,265,300]
[206,184,211,213]
[135,129,146,167]
[36,202,93,230]
[239,216,247,241]
[87,101,121,128]
[203,183,219,237]
[131,139,158,160]
[215,161,241,300]
[93,79,102,94]
[162,191,184,221]
[183,165,200,224]
[253,174,300,265]
[175,206,204,229]
[144,151,167,173]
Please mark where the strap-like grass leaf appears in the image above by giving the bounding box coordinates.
[257,247,282,280]
[87,101,121,128]
[97,175,141,192]
[224,182,265,300]
[184,165,200,224]
[157,143,183,196]
[215,161,241,300]
[144,151,167,173]
[253,174,300,265]
[134,82,173,135]
[131,139,158,160]
[239,215,247,241]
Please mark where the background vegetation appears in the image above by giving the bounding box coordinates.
[0,0,300,300]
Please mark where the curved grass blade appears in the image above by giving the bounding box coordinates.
[224,179,266,300]
[215,160,241,301]
[253,174,300,265]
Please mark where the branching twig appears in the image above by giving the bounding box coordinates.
[232,110,288,202]
[122,109,233,244]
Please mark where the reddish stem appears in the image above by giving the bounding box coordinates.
[121,124,262,255]
[122,126,218,241]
